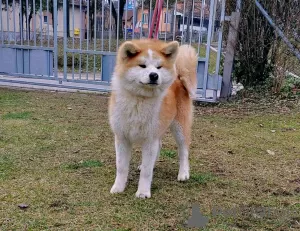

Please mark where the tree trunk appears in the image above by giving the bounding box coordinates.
[25,15,28,40]
[19,12,24,43]
[66,0,70,37]
[109,0,125,39]
[185,0,194,42]
[28,10,33,41]
[89,1,94,40]
[185,15,191,42]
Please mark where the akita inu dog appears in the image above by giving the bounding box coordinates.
[108,39,198,198]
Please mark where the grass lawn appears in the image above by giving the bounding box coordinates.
[0,88,299,230]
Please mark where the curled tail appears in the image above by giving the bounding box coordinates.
[175,44,198,98]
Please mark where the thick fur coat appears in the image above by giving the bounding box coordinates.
[108,39,198,198]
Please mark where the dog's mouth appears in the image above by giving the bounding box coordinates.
[139,81,159,86]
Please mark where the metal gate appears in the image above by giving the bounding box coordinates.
[0,0,225,102]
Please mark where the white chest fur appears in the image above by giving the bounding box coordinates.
[110,92,162,144]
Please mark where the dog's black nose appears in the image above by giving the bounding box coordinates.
[149,72,159,82]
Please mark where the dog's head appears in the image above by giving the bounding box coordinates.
[113,39,179,97]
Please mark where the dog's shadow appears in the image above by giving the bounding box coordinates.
[127,161,189,194]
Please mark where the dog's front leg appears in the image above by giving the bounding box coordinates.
[110,136,132,194]
[136,139,160,199]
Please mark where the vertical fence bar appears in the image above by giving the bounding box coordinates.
[4,0,9,43]
[148,0,152,35]
[140,0,144,39]
[25,0,29,43]
[116,0,120,49]
[0,1,4,44]
[86,0,90,80]
[33,0,36,46]
[13,0,17,44]
[164,0,169,42]
[172,0,177,41]
[215,0,226,75]
[197,0,204,54]
[93,0,97,80]
[53,0,58,80]
[20,0,24,74]
[202,0,215,98]
[190,0,195,45]
[109,0,112,51]
[20,0,23,45]
[101,0,104,51]
[72,0,75,80]
[124,0,128,40]
[79,0,82,79]
[47,0,50,47]
[132,0,135,39]
[181,0,186,45]
[211,0,217,44]
[6,0,10,43]
[39,0,42,46]
[63,0,68,80]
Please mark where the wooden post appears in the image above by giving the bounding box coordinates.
[220,11,241,100]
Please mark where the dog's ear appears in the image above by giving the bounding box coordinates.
[160,41,179,61]
[119,41,141,60]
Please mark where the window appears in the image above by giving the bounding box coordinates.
[44,15,48,24]
[142,13,148,24]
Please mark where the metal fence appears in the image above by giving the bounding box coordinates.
[0,0,226,102]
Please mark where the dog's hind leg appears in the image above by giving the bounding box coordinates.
[110,136,132,194]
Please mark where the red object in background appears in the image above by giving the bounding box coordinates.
[148,0,164,39]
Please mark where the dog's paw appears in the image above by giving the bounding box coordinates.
[177,171,190,181]
[135,190,151,199]
[110,183,126,194]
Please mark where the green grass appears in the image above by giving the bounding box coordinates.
[63,160,103,170]
[0,155,14,180]
[160,149,176,159]
[190,173,216,184]
[2,111,32,120]
[0,88,299,230]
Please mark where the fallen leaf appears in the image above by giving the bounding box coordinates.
[18,204,29,209]
[289,178,300,184]
[282,128,296,132]
[267,150,275,155]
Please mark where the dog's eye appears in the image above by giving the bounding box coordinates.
[139,64,146,68]
[157,66,162,69]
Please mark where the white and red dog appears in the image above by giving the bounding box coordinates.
[108,39,198,198]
